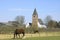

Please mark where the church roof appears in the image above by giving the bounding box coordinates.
[33,8,38,15]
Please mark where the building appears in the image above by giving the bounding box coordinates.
[32,8,38,31]
[26,8,47,29]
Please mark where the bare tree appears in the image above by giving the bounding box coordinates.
[58,21,60,28]
[15,16,25,26]
[44,15,52,26]
[38,18,44,25]
[48,20,57,28]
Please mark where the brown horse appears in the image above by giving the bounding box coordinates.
[14,28,25,38]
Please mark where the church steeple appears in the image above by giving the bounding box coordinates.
[32,8,38,31]
[33,8,38,15]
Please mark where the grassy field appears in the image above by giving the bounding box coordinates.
[0,36,60,40]
[0,32,60,40]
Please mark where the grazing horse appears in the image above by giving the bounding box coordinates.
[34,30,39,33]
[14,29,25,38]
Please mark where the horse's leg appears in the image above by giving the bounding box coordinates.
[18,34,20,38]
[16,34,18,38]
[22,32,25,37]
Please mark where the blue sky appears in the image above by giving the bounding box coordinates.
[0,0,60,23]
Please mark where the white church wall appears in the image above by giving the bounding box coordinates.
[26,22,47,28]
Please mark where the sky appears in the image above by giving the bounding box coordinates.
[0,0,60,23]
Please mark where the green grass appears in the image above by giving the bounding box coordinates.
[1,36,60,40]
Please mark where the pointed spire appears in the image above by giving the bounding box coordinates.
[33,8,38,15]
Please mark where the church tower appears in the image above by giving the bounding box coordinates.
[32,8,38,31]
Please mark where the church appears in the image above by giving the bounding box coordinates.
[26,8,47,29]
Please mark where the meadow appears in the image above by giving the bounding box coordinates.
[0,36,60,40]
[0,32,60,40]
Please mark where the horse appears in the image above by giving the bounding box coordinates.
[34,30,39,33]
[33,30,39,34]
[14,28,25,38]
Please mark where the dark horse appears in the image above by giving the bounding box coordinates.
[34,30,39,33]
[14,28,25,38]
